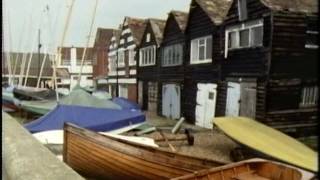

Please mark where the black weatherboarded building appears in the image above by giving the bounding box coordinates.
[137,18,166,114]
[217,0,318,137]
[183,0,232,128]
[157,11,188,119]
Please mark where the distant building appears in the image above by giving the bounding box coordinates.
[92,28,115,90]
[137,18,166,114]
[107,17,147,102]
[57,47,94,91]
[107,28,121,97]
[2,52,68,88]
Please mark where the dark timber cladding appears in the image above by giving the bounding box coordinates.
[220,0,318,137]
[157,11,188,119]
[137,19,165,111]
[184,0,232,125]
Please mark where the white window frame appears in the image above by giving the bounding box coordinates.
[224,19,263,58]
[127,36,133,42]
[119,39,124,44]
[119,84,128,98]
[146,33,151,42]
[190,35,212,64]
[128,48,136,66]
[118,50,125,67]
[108,55,117,74]
[139,45,156,66]
[300,86,318,107]
[305,30,319,49]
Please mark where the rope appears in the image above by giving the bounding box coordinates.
[77,0,99,84]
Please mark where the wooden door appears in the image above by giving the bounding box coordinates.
[226,82,240,116]
[195,83,217,129]
[142,81,148,110]
[148,82,158,113]
[239,82,257,119]
[162,84,180,119]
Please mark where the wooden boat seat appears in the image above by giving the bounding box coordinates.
[232,170,270,180]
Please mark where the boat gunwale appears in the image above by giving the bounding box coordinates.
[63,123,226,168]
[170,158,304,180]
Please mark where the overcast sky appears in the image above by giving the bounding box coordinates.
[3,0,190,54]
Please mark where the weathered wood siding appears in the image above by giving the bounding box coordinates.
[222,0,271,77]
[137,22,159,80]
[184,3,222,123]
[270,12,318,78]
[157,14,186,116]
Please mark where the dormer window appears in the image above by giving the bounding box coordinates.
[238,0,247,21]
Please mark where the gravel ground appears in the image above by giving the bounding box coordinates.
[124,112,239,163]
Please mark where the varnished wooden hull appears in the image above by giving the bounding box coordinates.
[63,123,225,180]
[171,159,314,180]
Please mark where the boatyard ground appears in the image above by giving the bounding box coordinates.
[8,110,318,161]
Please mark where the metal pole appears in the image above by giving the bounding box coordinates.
[38,29,42,83]
[116,50,119,97]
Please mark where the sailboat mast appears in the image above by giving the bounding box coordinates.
[53,0,76,101]
[77,0,99,85]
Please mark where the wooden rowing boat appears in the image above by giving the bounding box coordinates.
[63,123,226,179]
[171,158,316,180]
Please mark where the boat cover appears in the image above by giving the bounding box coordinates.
[25,104,145,133]
[112,97,141,110]
[13,87,62,101]
[213,117,318,172]
[19,88,121,115]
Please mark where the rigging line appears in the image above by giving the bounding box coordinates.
[37,0,52,88]
[18,15,34,87]
[12,16,28,86]
[78,0,99,84]
[48,0,63,54]
[5,5,13,85]
[24,10,47,87]
[53,0,76,102]
[18,4,37,87]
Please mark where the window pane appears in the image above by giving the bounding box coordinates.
[199,39,205,45]
[191,40,198,61]
[172,46,175,64]
[199,46,205,60]
[206,37,212,59]
[177,44,182,64]
[240,29,249,47]
[169,48,173,65]
[229,31,237,48]
[251,26,263,46]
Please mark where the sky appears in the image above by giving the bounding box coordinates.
[3,0,190,54]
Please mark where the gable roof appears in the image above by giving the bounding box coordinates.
[260,0,318,13]
[193,0,233,25]
[93,28,114,47]
[125,17,147,46]
[149,19,166,45]
[170,10,189,32]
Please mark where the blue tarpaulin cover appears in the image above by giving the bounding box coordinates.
[24,104,145,133]
[112,97,141,110]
